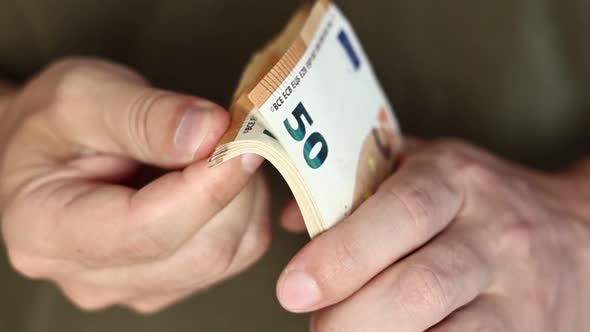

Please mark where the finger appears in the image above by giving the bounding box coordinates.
[96,153,264,264]
[223,174,273,276]
[426,295,516,332]
[44,60,230,168]
[124,181,272,314]
[33,172,269,311]
[277,155,463,312]
[280,199,307,234]
[56,174,268,313]
[59,281,128,312]
[4,153,265,267]
[123,154,266,260]
[310,227,493,332]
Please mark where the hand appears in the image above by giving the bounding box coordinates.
[278,138,590,331]
[0,57,271,313]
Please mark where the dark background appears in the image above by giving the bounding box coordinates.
[0,0,588,331]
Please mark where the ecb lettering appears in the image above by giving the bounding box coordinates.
[283,102,329,169]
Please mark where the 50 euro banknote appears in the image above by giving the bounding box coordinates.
[209,0,403,237]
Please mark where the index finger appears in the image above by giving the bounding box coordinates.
[2,152,264,271]
[276,154,464,313]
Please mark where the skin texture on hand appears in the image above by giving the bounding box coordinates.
[0,57,271,313]
[279,138,590,332]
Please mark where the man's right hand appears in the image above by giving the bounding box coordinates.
[0,57,271,313]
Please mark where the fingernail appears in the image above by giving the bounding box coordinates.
[174,104,212,159]
[279,270,321,311]
[241,153,264,173]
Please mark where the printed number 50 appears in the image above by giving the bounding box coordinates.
[283,102,329,169]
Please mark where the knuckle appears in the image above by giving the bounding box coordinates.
[495,218,539,259]
[427,138,468,167]
[185,236,236,284]
[130,301,168,315]
[46,57,147,118]
[396,263,452,318]
[331,237,364,276]
[241,223,272,262]
[239,184,273,262]
[52,58,104,96]
[50,56,144,82]
[200,242,235,278]
[440,151,496,189]
[48,56,95,75]
[44,58,108,117]
[63,287,114,312]
[256,223,273,254]
[427,138,498,187]
[460,161,498,187]
[51,56,99,68]
[5,248,48,279]
[388,181,435,236]
[123,90,172,159]
[72,298,109,312]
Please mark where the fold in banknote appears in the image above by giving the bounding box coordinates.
[209,0,403,237]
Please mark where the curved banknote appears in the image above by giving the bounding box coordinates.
[209,0,403,237]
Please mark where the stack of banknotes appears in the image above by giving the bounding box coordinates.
[209,0,403,237]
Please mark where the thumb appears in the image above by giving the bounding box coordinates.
[46,59,229,168]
